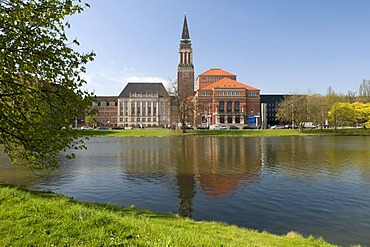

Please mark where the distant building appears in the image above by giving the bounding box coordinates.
[91,96,118,127]
[117,83,171,128]
[89,15,270,128]
[193,69,260,127]
[260,94,288,126]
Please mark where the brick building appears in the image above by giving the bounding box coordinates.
[193,69,261,127]
[91,96,118,127]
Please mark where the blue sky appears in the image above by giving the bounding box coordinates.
[67,0,370,96]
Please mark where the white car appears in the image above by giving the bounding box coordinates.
[81,126,94,130]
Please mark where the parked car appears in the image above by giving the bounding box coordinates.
[228,125,240,130]
[112,126,124,130]
[220,125,228,130]
[210,125,221,130]
[124,126,133,130]
[97,126,109,130]
[81,126,93,130]
[242,125,257,130]
[271,125,285,129]
[284,124,293,129]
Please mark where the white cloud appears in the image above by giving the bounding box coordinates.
[81,67,171,96]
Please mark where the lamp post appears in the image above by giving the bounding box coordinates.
[291,104,294,129]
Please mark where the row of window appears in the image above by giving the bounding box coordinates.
[200,91,258,97]
[218,101,240,113]
[203,77,223,82]
[119,117,158,123]
[129,93,162,98]
[220,91,241,96]
[92,101,117,107]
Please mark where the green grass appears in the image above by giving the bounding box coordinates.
[0,184,334,246]
[78,128,370,138]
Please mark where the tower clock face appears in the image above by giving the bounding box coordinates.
[183,71,189,78]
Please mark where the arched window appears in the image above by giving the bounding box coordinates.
[235,101,240,112]
[219,101,224,113]
[227,101,232,112]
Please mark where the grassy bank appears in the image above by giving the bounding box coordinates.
[77,128,370,137]
[0,184,333,246]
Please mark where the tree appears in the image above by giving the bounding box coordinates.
[0,0,95,170]
[358,79,370,102]
[167,79,194,133]
[328,102,356,127]
[277,92,325,131]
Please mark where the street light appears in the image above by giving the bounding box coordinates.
[291,104,294,129]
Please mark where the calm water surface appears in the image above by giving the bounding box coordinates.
[1,136,370,246]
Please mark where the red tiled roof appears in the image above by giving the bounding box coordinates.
[201,77,259,91]
[199,68,236,76]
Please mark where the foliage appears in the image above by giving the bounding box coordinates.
[276,93,327,131]
[0,0,95,170]
[328,102,370,127]
[0,184,334,246]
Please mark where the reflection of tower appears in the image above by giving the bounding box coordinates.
[175,137,195,217]
[177,14,194,100]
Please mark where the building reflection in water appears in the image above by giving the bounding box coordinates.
[186,137,261,199]
[115,136,263,218]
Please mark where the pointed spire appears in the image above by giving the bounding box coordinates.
[181,14,191,43]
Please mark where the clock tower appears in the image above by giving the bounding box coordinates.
[177,14,194,100]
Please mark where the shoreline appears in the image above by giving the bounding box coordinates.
[0,183,334,246]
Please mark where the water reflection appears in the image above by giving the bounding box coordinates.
[1,136,370,246]
[98,137,263,217]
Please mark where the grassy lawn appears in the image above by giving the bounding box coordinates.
[77,128,370,137]
[0,184,334,246]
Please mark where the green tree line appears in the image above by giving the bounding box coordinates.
[277,83,370,131]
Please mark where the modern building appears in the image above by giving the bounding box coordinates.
[260,94,288,126]
[117,83,171,128]
[193,69,261,127]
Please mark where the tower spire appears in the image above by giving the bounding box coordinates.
[181,14,191,43]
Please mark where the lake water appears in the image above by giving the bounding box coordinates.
[1,136,370,246]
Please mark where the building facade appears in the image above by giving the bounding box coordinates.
[117,83,171,128]
[91,96,118,127]
[193,69,261,127]
[260,94,288,126]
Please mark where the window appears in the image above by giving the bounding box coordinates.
[136,101,140,115]
[131,104,135,116]
[101,102,106,106]
[142,105,146,115]
[219,101,224,113]
[227,101,232,112]
[235,101,240,112]
[201,91,210,96]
